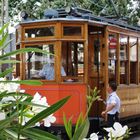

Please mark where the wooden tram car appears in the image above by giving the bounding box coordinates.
[15,8,140,126]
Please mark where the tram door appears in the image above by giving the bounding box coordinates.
[88,26,104,117]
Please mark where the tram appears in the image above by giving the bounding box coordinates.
[15,8,140,126]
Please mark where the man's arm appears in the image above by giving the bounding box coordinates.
[101,103,116,116]
[101,103,115,121]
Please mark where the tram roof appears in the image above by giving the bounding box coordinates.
[19,7,140,32]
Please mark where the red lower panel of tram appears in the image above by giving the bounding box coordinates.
[20,84,87,124]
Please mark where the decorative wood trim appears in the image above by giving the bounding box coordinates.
[108,26,140,37]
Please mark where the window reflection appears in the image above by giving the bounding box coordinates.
[16,29,21,42]
[120,35,128,84]
[25,44,55,80]
[130,37,137,61]
[108,34,117,82]
[61,42,84,82]
[63,26,81,36]
[25,26,54,38]
[130,37,137,84]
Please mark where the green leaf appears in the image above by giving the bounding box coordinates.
[0,38,14,51]
[0,23,9,36]
[0,32,8,47]
[0,80,43,85]
[19,80,43,85]
[0,60,20,64]
[3,129,19,140]
[74,113,84,133]
[0,91,31,99]
[19,100,47,109]
[0,112,18,130]
[0,91,8,101]
[72,118,90,140]
[0,48,52,59]
[23,96,70,129]
[63,113,73,139]
[21,128,60,140]
[10,96,33,116]
[0,67,14,77]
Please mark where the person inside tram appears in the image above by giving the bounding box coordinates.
[39,58,66,80]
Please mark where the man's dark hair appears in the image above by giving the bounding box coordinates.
[109,82,117,91]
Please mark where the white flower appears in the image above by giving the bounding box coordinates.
[32,93,49,113]
[104,122,128,138]
[0,77,21,94]
[89,133,98,140]
[0,112,6,120]
[43,115,56,127]
[22,92,56,127]
[82,133,98,140]
[32,92,41,102]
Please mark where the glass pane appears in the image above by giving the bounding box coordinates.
[108,34,117,82]
[130,62,137,83]
[25,26,54,38]
[25,44,55,80]
[61,42,84,82]
[120,35,128,84]
[93,39,101,72]
[130,37,137,61]
[109,34,117,59]
[120,35,128,60]
[63,26,81,36]
[130,37,137,84]
[120,61,127,84]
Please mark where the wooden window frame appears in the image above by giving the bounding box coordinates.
[23,23,56,41]
[61,23,85,39]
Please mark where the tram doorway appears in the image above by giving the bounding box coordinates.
[88,26,105,117]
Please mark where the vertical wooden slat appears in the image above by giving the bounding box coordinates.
[127,36,130,85]
[55,41,61,83]
[55,22,61,83]
[102,26,109,100]
[136,38,140,84]
[20,26,25,80]
[116,33,120,85]
[84,23,88,83]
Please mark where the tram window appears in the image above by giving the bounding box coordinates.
[120,35,128,84]
[16,29,21,43]
[130,37,137,84]
[108,34,117,82]
[24,44,55,80]
[61,42,84,82]
[93,39,101,72]
[63,26,81,36]
[25,26,54,38]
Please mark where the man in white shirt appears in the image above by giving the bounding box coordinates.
[39,58,66,80]
[101,82,121,127]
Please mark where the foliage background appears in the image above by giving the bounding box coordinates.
[6,0,140,26]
